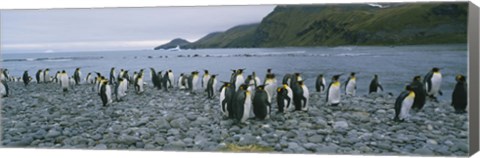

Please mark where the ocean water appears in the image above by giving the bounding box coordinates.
[1,44,467,100]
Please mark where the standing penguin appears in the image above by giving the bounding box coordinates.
[326,75,342,106]
[202,70,210,89]
[410,76,426,111]
[86,73,93,84]
[36,69,42,83]
[206,75,217,99]
[283,73,293,86]
[166,70,174,88]
[123,70,130,83]
[73,68,82,85]
[219,82,235,118]
[292,80,309,111]
[0,80,9,97]
[232,84,252,123]
[394,85,415,122]
[253,85,271,119]
[188,71,200,93]
[244,75,256,97]
[424,67,443,101]
[234,69,245,91]
[316,74,326,92]
[178,73,186,90]
[115,78,128,101]
[150,68,159,89]
[118,69,125,80]
[277,85,293,113]
[131,71,138,85]
[369,74,384,94]
[23,71,30,87]
[264,74,277,103]
[59,70,69,93]
[452,75,467,114]
[109,67,116,84]
[156,71,164,90]
[252,72,261,87]
[100,80,113,106]
[134,72,144,94]
[345,72,357,96]
[44,68,50,83]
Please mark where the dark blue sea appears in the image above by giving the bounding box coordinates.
[1,44,467,100]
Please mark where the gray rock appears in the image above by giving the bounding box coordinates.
[287,142,306,152]
[307,135,324,143]
[414,147,434,155]
[238,135,257,146]
[333,121,348,129]
[118,135,139,145]
[154,117,171,129]
[94,144,107,150]
[45,129,61,138]
[169,117,190,130]
[33,129,47,139]
[154,137,167,145]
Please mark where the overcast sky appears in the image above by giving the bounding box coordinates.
[0,5,275,53]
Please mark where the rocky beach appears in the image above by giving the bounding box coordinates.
[1,82,468,156]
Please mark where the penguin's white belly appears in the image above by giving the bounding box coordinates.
[220,88,228,117]
[235,75,244,91]
[39,73,44,82]
[178,77,184,89]
[203,76,209,88]
[241,94,252,123]
[106,85,112,103]
[254,77,261,86]
[400,96,415,120]
[301,85,309,111]
[138,79,144,92]
[321,78,326,92]
[328,85,341,104]
[346,80,356,95]
[192,76,199,91]
[429,74,442,95]
[168,73,174,87]
[212,79,217,95]
[0,83,6,96]
[264,83,275,103]
[60,75,69,88]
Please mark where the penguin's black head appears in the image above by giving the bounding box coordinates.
[57,71,60,73]
[134,71,137,74]
[180,73,184,76]
[168,70,172,72]
[374,74,378,78]
[267,68,272,73]
[211,75,217,78]
[256,85,266,91]
[319,74,324,77]
[45,68,50,71]
[298,80,304,85]
[76,68,80,70]
[238,69,244,73]
[121,69,124,71]
[204,70,209,74]
[432,67,440,72]
[405,85,413,91]
[239,84,249,90]
[24,70,28,73]
[247,75,252,79]
[295,72,301,76]
[62,70,66,73]
[351,72,356,76]
[456,75,466,82]
[111,67,115,70]
[413,76,421,81]
[332,75,341,81]
[252,72,257,75]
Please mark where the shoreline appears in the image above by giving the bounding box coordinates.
[1,82,468,156]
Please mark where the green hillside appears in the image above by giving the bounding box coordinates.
[154,2,467,49]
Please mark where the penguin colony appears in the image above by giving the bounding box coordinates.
[1,67,467,123]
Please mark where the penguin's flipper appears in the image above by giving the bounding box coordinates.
[325,83,332,102]
[438,90,443,96]
[379,84,384,91]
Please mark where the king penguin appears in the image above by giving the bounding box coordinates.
[345,72,357,96]
[206,74,217,99]
[326,74,342,106]
[232,84,252,123]
[252,72,261,87]
[100,80,113,106]
[59,70,69,93]
[115,78,128,101]
[86,73,93,84]
[315,74,326,92]
[134,72,144,94]
[202,70,210,90]
[23,70,30,87]
[234,69,245,91]
[424,67,442,101]
[276,85,292,113]
[44,68,50,83]
[167,70,174,88]
[293,80,309,111]
[178,73,186,90]
[264,74,277,103]
[409,76,426,111]
[219,82,235,118]
[283,73,292,86]
[109,67,116,84]
[36,69,42,83]
[369,74,384,94]
[253,85,271,119]
[73,68,82,85]
[150,68,159,89]
[394,85,415,122]
[0,80,9,97]
[188,71,199,93]
[452,75,467,114]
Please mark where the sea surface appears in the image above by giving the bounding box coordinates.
[1,44,467,100]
